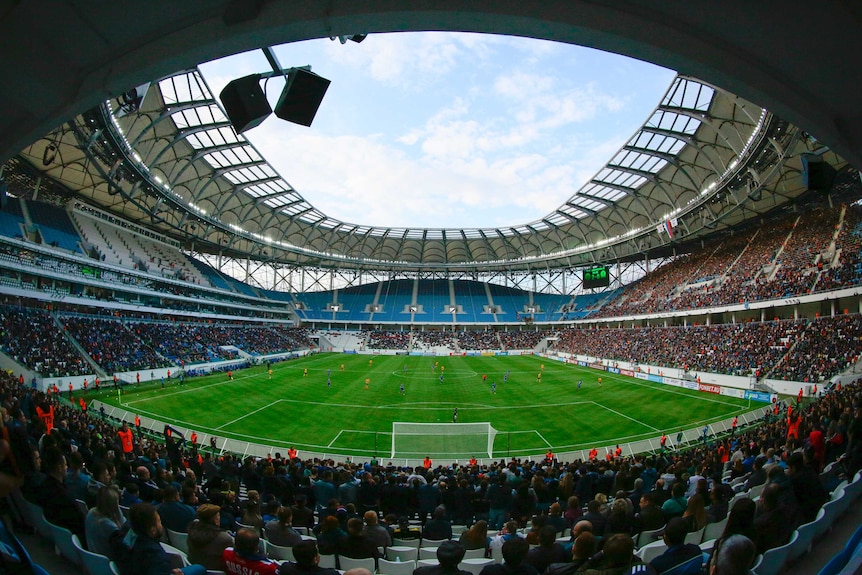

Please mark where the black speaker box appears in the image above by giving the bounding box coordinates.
[274,68,331,127]
[801,154,837,192]
[219,74,271,134]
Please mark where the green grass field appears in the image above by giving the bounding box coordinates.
[86,353,757,460]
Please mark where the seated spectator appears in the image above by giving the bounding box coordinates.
[637,492,665,533]
[85,485,126,559]
[489,520,525,551]
[563,496,582,527]
[187,504,234,571]
[546,503,567,534]
[577,533,644,573]
[158,486,196,533]
[33,447,87,544]
[362,510,392,549]
[524,525,568,573]
[393,516,421,541]
[458,520,490,554]
[413,540,471,575]
[545,532,598,575]
[278,540,340,575]
[661,483,688,520]
[337,517,380,568]
[681,494,707,533]
[316,515,346,556]
[240,489,264,535]
[713,498,756,556]
[581,500,608,536]
[423,505,453,541]
[707,534,756,575]
[706,487,728,524]
[265,506,303,548]
[478,537,537,575]
[223,528,279,575]
[751,484,793,554]
[648,517,702,575]
[115,502,206,575]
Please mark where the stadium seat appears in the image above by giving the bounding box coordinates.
[160,542,191,569]
[48,521,82,566]
[459,558,494,575]
[702,517,728,543]
[167,528,190,554]
[393,538,421,548]
[419,547,440,560]
[636,540,667,564]
[421,538,449,546]
[378,558,416,575]
[636,525,665,549]
[463,548,486,559]
[76,537,118,575]
[386,546,419,562]
[318,554,337,569]
[751,530,797,575]
[788,509,823,562]
[684,525,706,546]
[417,559,440,568]
[339,556,376,572]
[265,540,295,561]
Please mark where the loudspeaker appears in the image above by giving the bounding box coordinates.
[274,68,331,127]
[801,154,837,192]
[219,74,272,134]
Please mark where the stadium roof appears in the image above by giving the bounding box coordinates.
[1,1,856,272]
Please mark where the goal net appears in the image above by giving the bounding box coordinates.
[391,422,497,460]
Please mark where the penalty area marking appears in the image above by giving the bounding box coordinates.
[215,399,283,430]
[589,400,660,432]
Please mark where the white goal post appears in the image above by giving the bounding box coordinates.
[391,422,497,460]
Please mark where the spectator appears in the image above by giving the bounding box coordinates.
[265,506,303,548]
[116,502,206,575]
[279,540,340,575]
[85,485,126,559]
[187,504,234,571]
[223,528,279,575]
[413,540,470,575]
[648,517,702,575]
[479,537,537,575]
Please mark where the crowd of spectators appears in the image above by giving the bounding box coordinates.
[414,331,456,350]
[498,331,552,351]
[456,331,501,350]
[769,314,862,382]
[7,357,862,575]
[365,331,411,350]
[0,304,90,377]
[552,315,862,382]
[591,205,862,318]
[0,300,312,379]
[60,315,172,373]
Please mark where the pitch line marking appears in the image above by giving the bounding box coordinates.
[328,430,344,448]
[216,399,283,430]
[535,430,553,448]
[589,401,661,432]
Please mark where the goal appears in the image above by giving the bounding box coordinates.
[391,422,497,460]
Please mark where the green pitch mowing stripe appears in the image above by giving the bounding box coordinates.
[87,353,756,458]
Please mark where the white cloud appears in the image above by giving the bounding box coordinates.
[201,32,676,229]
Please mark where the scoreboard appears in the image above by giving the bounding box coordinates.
[583,265,610,289]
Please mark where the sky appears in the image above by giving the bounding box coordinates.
[199,33,676,230]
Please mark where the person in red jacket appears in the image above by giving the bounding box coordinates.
[222,529,278,575]
[118,422,134,458]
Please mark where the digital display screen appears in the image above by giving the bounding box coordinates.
[583,266,610,289]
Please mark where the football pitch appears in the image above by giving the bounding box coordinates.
[89,353,756,460]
